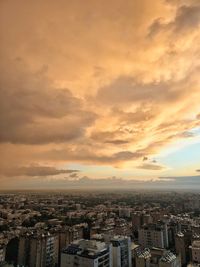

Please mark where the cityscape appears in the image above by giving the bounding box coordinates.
[1,0,200,266]
[1,190,200,266]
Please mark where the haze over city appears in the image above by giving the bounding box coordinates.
[0,0,200,189]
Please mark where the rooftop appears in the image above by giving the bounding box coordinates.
[192,240,200,248]
[136,248,151,259]
[160,252,177,263]
[62,239,109,259]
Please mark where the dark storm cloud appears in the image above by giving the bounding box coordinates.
[0,59,96,144]
[137,163,165,171]
[148,3,200,37]
[104,140,130,145]
[1,165,79,177]
[42,148,144,165]
[174,4,200,32]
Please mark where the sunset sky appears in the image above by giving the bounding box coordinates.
[0,0,200,189]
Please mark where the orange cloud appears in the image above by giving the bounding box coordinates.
[0,0,200,187]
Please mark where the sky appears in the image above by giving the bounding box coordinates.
[0,0,200,189]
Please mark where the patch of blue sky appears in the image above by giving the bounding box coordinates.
[159,140,200,171]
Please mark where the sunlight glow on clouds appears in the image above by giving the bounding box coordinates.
[0,0,200,188]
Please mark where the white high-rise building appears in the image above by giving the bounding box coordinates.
[110,236,132,267]
[61,239,112,267]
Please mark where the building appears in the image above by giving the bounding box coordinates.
[142,214,153,225]
[190,240,200,264]
[132,212,142,231]
[175,231,192,265]
[0,245,6,264]
[134,247,180,267]
[18,232,59,267]
[135,248,151,267]
[119,208,131,218]
[110,235,132,267]
[159,251,181,267]
[58,226,83,253]
[61,239,112,267]
[139,223,169,249]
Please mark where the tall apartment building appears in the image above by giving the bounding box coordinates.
[110,235,132,267]
[138,223,169,249]
[132,212,142,230]
[61,239,112,267]
[142,214,153,225]
[190,240,200,264]
[58,226,83,266]
[135,248,151,267]
[18,232,59,267]
[175,231,192,265]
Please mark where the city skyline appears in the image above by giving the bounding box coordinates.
[0,0,200,189]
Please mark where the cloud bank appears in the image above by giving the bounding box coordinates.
[0,0,200,188]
